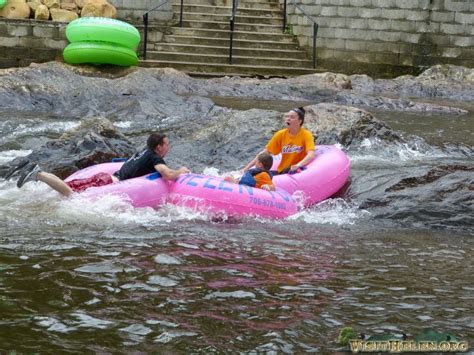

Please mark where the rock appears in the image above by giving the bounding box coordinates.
[60,0,78,13]
[0,61,471,172]
[350,65,474,101]
[0,117,135,180]
[50,7,77,21]
[385,165,474,192]
[0,0,31,19]
[43,0,60,9]
[74,0,85,8]
[335,92,468,115]
[27,0,42,13]
[81,0,116,17]
[303,103,403,146]
[34,4,49,19]
[101,1,115,18]
[322,72,352,90]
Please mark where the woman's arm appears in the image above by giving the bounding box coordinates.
[289,150,315,172]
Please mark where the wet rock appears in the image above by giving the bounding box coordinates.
[200,72,351,102]
[172,103,403,172]
[386,165,474,192]
[0,117,134,179]
[350,65,474,102]
[335,93,468,115]
[304,103,404,146]
[361,164,474,229]
[0,63,218,126]
[0,62,470,174]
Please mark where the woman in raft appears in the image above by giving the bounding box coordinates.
[242,107,315,175]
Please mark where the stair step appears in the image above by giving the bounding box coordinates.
[139,60,319,77]
[152,43,307,58]
[173,0,280,9]
[179,20,283,33]
[171,27,291,41]
[163,35,300,50]
[172,4,281,15]
[145,51,313,67]
[145,0,312,77]
[177,12,283,25]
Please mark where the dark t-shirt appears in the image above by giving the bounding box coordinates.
[115,149,166,180]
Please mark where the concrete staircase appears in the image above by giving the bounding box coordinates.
[139,0,321,77]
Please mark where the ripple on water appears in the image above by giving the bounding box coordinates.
[288,198,370,226]
[204,291,256,300]
[120,283,160,292]
[154,254,183,265]
[74,262,139,274]
[154,331,198,344]
[147,275,179,287]
[119,324,153,336]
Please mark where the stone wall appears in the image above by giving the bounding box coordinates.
[287,0,474,76]
[109,0,173,23]
[0,0,172,69]
[0,19,67,68]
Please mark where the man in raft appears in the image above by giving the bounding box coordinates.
[16,132,190,196]
[242,107,315,175]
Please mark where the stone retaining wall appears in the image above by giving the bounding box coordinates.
[0,19,67,68]
[287,0,474,76]
[109,0,173,23]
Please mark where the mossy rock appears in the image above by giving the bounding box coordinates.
[414,329,460,343]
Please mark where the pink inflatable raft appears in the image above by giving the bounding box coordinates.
[65,145,350,219]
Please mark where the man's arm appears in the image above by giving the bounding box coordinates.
[155,164,190,181]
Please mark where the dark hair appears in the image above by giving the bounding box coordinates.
[257,152,273,171]
[147,132,167,150]
[291,107,306,125]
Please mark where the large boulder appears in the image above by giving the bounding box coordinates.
[0,0,31,19]
[60,0,78,13]
[43,0,60,9]
[304,103,403,146]
[34,4,49,19]
[0,117,135,180]
[171,103,405,172]
[50,7,77,21]
[74,0,85,8]
[80,0,116,18]
[27,0,42,13]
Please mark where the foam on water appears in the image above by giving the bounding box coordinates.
[288,198,370,226]
[4,121,79,138]
[350,137,453,163]
[0,149,32,164]
[58,194,211,228]
[1,174,367,229]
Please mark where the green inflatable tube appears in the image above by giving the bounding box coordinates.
[63,42,138,67]
[66,17,141,50]
[0,0,6,9]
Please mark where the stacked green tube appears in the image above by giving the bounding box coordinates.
[63,17,140,67]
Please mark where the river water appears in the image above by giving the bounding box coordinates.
[0,97,473,352]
